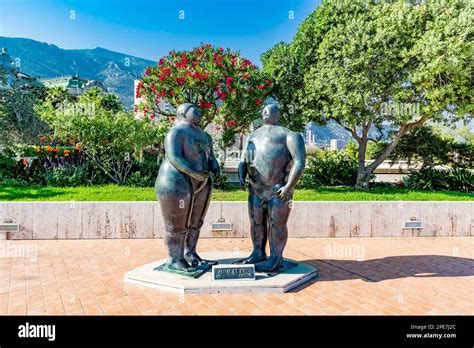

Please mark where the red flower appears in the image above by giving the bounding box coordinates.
[217,90,227,100]
[150,114,155,119]
[136,81,144,98]
[258,83,265,90]
[225,76,234,86]
[158,58,165,65]
[255,99,263,105]
[176,77,185,85]
[241,59,251,67]
[227,120,237,128]
[176,59,188,68]
[199,101,212,109]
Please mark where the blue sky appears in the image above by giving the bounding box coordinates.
[0,0,321,64]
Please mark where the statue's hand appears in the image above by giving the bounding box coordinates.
[213,172,222,186]
[277,185,293,200]
[239,179,246,190]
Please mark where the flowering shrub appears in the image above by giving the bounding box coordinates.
[137,44,270,147]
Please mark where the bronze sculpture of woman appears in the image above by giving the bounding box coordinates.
[155,103,221,272]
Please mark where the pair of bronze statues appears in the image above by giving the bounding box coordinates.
[155,103,305,273]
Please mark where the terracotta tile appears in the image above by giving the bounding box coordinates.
[83,303,104,315]
[0,238,472,315]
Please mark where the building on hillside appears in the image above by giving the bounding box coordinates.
[39,74,106,96]
[330,138,344,151]
[305,129,316,146]
[0,47,40,90]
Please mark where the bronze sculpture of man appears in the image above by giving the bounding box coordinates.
[238,104,306,272]
[155,103,221,272]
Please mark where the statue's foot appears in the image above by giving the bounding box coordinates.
[185,251,203,267]
[256,255,283,273]
[166,259,195,272]
[234,251,267,265]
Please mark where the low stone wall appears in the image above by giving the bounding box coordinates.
[0,201,472,240]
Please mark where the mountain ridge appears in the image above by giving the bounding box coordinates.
[1,36,155,107]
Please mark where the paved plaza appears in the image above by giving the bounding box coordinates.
[0,237,472,315]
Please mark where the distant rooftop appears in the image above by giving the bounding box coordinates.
[39,74,106,95]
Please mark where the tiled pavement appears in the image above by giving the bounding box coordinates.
[0,237,472,315]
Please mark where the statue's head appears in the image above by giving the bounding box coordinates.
[262,104,280,125]
[176,103,202,126]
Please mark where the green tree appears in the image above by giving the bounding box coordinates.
[369,125,473,169]
[44,86,74,108]
[260,42,305,131]
[0,74,48,150]
[265,0,473,189]
[37,89,157,184]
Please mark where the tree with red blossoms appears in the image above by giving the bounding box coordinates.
[137,43,270,148]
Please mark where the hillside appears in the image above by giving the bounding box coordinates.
[0,36,155,108]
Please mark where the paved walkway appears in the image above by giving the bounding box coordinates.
[0,237,472,315]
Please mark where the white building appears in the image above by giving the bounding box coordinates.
[330,139,343,151]
[305,130,316,145]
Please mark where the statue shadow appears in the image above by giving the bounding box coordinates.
[289,255,474,292]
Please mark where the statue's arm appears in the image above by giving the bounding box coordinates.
[285,132,306,190]
[164,129,208,182]
[207,134,221,176]
[238,136,250,188]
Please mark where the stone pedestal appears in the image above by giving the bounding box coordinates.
[124,251,318,294]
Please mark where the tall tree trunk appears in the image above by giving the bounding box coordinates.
[355,139,370,189]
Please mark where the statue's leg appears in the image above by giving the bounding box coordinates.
[238,191,268,264]
[185,178,212,266]
[256,196,291,272]
[157,176,195,272]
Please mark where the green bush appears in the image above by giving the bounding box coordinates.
[125,154,160,187]
[0,154,17,180]
[448,168,474,193]
[404,167,473,193]
[212,173,232,191]
[298,150,358,188]
[42,160,109,187]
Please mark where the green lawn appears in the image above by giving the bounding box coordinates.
[0,184,472,201]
